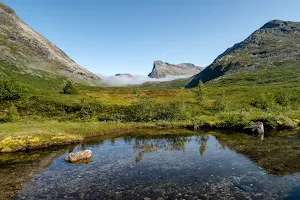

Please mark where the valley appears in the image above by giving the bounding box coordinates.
[1,1,300,199]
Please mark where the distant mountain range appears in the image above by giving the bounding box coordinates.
[148,60,203,78]
[0,2,99,86]
[186,20,300,88]
[1,1,299,89]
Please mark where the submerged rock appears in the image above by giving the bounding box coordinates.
[65,150,92,163]
[243,122,264,139]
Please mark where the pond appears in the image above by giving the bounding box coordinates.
[1,130,300,200]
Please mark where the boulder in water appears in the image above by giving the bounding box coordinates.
[243,122,264,139]
[65,150,92,163]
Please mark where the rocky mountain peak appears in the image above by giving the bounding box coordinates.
[148,60,203,78]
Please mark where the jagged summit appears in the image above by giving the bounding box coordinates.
[148,60,203,78]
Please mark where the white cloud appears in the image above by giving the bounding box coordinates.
[97,74,192,87]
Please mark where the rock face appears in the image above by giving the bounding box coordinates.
[65,150,92,163]
[186,20,300,88]
[0,2,99,83]
[115,73,133,78]
[148,60,203,78]
[243,122,264,139]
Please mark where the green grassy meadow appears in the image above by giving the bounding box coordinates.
[0,63,300,152]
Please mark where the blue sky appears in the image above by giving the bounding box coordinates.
[2,0,300,75]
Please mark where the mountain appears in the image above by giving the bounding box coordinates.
[115,73,133,78]
[0,2,99,86]
[186,20,300,88]
[148,60,203,78]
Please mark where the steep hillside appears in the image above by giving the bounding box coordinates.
[0,2,99,87]
[186,20,300,88]
[148,60,203,78]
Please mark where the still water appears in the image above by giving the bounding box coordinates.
[1,131,300,200]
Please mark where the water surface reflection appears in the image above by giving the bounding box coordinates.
[0,131,299,199]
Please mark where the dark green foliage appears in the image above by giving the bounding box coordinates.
[62,80,79,95]
[127,97,156,122]
[0,79,24,101]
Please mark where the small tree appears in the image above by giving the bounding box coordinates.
[213,92,227,111]
[62,80,79,95]
[193,81,205,104]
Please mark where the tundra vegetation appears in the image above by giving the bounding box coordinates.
[0,63,299,152]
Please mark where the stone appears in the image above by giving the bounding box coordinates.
[65,150,92,163]
[243,122,264,139]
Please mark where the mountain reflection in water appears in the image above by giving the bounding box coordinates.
[0,130,299,200]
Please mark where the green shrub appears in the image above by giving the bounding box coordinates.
[62,80,79,95]
[218,111,251,128]
[0,79,23,101]
[128,97,156,122]
[155,100,188,121]
[213,92,227,111]
[251,92,276,110]
[276,90,290,106]
[193,81,205,104]
[127,97,188,122]
[7,104,20,122]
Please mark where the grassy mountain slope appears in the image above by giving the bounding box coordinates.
[186,20,300,88]
[138,77,192,89]
[0,2,99,88]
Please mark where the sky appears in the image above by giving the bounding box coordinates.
[2,0,300,75]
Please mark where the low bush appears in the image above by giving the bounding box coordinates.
[251,92,276,110]
[218,111,251,128]
[276,90,290,106]
[213,93,227,111]
[7,104,20,122]
[0,79,24,101]
[62,80,79,95]
[126,97,189,122]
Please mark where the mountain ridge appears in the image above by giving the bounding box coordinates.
[186,19,300,88]
[0,2,99,85]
